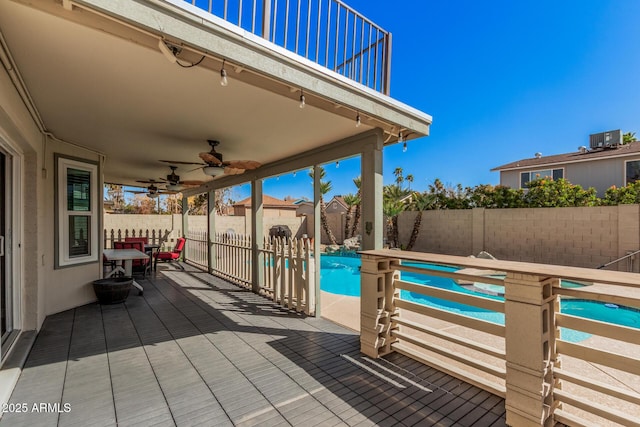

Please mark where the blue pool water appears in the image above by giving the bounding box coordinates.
[320,255,640,342]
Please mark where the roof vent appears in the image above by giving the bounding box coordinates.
[578,146,587,153]
[590,130,621,150]
[534,152,542,159]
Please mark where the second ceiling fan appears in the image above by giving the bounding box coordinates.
[198,140,261,176]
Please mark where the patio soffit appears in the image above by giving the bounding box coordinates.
[0,0,432,188]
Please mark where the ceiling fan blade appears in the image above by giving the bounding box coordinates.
[126,190,147,194]
[225,160,261,170]
[199,152,223,165]
[180,180,205,186]
[136,179,162,184]
[159,160,205,166]
[224,166,245,175]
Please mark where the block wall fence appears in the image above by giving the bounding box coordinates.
[104,205,640,271]
[397,205,640,272]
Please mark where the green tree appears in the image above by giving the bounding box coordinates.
[342,193,359,240]
[405,192,435,251]
[350,176,362,237]
[524,178,598,207]
[623,132,637,144]
[309,166,338,245]
[383,183,410,248]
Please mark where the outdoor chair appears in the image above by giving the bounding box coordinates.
[154,237,186,267]
[124,236,149,244]
[113,240,151,278]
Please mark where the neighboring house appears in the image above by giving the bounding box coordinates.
[491,132,640,196]
[233,195,298,217]
[325,195,349,214]
[0,0,431,405]
[294,200,314,217]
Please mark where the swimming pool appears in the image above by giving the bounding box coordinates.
[320,254,640,342]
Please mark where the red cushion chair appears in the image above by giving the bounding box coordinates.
[124,237,149,244]
[155,237,185,264]
[113,240,150,277]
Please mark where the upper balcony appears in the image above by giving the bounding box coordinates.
[181,0,392,94]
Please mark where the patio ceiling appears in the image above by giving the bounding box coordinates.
[0,0,431,189]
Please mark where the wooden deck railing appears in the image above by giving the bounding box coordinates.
[103,228,174,248]
[359,249,640,427]
[184,231,315,315]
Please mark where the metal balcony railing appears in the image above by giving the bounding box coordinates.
[183,0,392,94]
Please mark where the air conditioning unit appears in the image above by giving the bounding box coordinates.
[590,130,622,149]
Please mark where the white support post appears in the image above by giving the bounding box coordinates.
[313,164,321,317]
[207,189,216,273]
[504,273,558,427]
[251,179,264,293]
[360,254,399,358]
[360,130,384,250]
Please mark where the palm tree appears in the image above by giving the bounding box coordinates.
[309,167,338,245]
[623,132,638,144]
[393,167,404,185]
[383,184,410,248]
[350,176,362,237]
[405,174,414,190]
[342,193,359,240]
[406,192,434,251]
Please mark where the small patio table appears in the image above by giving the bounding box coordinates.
[103,248,150,295]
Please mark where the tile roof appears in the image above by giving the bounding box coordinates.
[491,142,640,171]
[234,194,297,208]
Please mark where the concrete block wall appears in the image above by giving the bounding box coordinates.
[395,205,640,271]
[398,210,473,255]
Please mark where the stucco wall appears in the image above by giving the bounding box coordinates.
[499,155,640,197]
[397,205,639,271]
[0,64,42,329]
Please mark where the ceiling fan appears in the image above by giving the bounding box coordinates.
[128,180,178,198]
[158,165,205,191]
[197,140,261,176]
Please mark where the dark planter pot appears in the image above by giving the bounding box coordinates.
[93,277,133,304]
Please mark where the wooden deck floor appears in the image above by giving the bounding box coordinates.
[0,264,507,427]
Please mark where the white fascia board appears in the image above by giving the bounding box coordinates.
[74,0,432,136]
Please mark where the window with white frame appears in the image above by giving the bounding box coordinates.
[520,168,563,188]
[56,155,99,268]
[626,160,640,185]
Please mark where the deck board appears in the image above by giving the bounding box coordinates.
[0,263,507,426]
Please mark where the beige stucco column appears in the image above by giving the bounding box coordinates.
[207,189,216,273]
[360,130,384,251]
[504,273,558,426]
[313,164,322,317]
[251,178,263,293]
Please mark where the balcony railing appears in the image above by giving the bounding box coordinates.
[360,249,640,426]
[183,0,391,94]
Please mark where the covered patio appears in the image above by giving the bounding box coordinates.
[1,264,506,427]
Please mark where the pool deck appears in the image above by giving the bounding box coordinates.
[1,263,508,427]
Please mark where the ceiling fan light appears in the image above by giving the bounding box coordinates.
[203,165,225,176]
[148,193,159,199]
[166,183,183,191]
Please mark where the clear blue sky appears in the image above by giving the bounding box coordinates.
[224,1,640,203]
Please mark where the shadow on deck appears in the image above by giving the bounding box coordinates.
[1,264,507,427]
